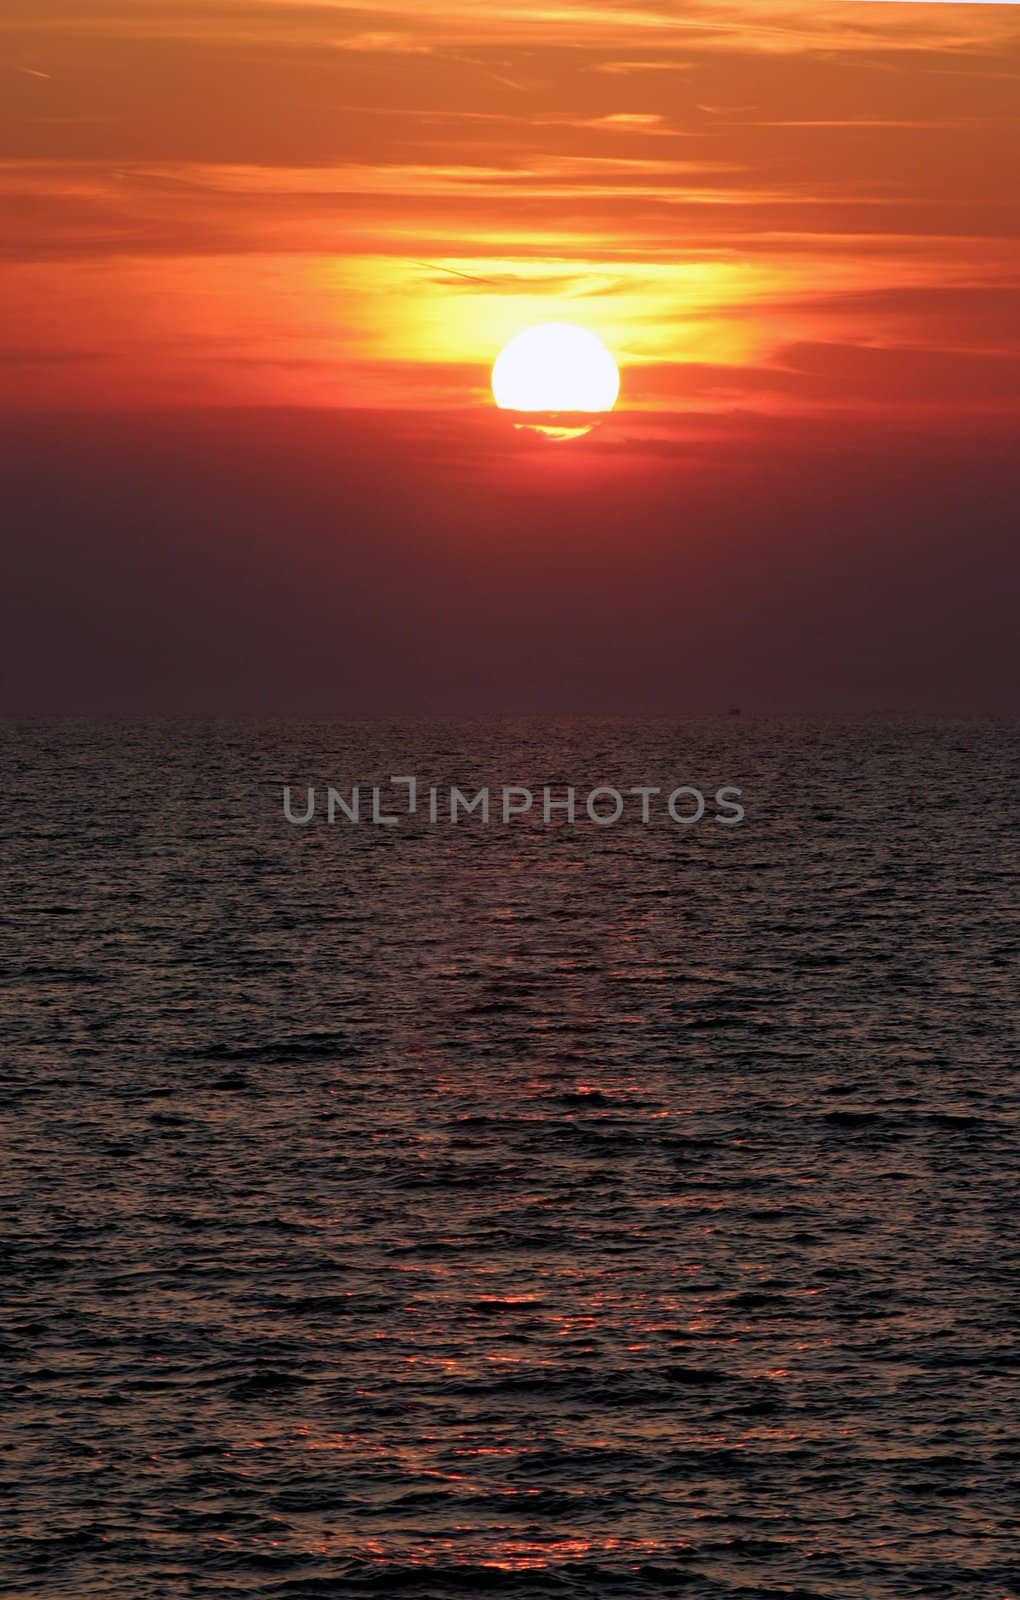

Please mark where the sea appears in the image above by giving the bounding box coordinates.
[2,717,1017,1599]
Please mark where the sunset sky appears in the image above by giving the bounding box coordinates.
[2,0,1018,712]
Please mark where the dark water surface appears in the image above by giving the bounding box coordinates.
[2,719,1018,1599]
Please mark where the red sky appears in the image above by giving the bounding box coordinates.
[1,0,1018,711]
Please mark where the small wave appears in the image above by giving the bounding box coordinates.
[185,1030,361,1065]
[229,1369,317,1400]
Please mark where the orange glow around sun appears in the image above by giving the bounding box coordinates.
[0,0,1017,429]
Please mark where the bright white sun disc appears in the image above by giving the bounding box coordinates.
[491,324,620,414]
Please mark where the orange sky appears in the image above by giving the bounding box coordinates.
[2,0,1019,424]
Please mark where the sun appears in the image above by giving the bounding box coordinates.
[491,324,620,417]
